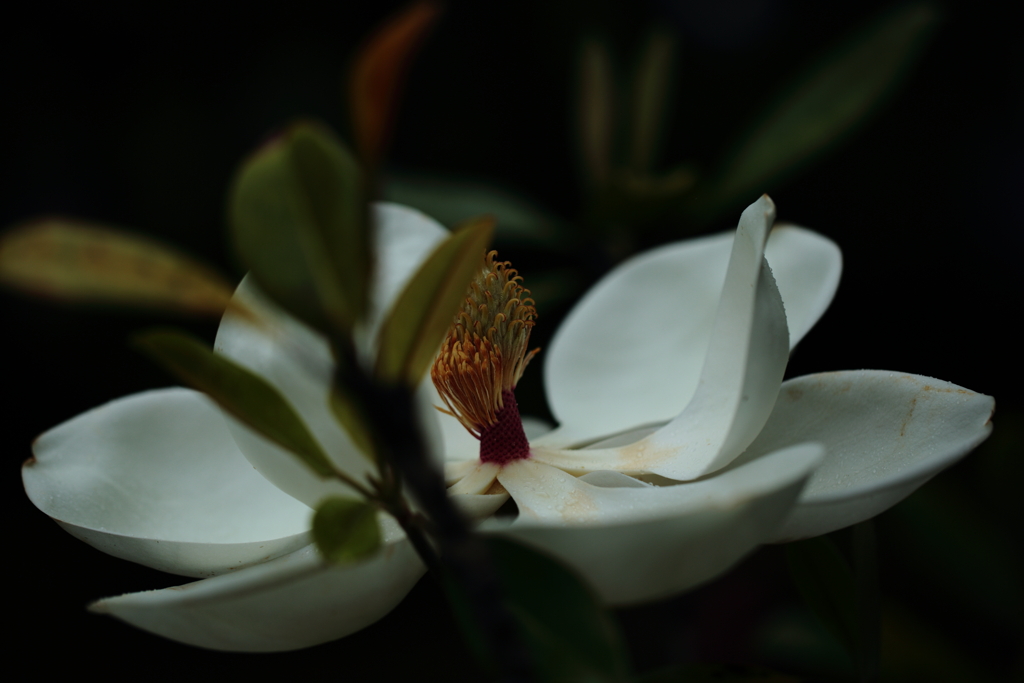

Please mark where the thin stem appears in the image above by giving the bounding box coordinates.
[852,520,881,683]
[332,339,531,681]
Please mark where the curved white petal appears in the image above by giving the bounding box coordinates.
[725,371,995,541]
[535,196,790,479]
[496,443,822,604]
[215,203,453,507]
[541,205,836,448]
[763,223,841,348]
[91,540,425,652]
[23,389,311,577]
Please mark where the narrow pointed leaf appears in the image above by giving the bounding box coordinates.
[229,121,367,335]
[578,38,615,189]
[312,496,381,563]
[329,385,375,460]
[350,1,440,164]
[0,218,234,316]
[786,535,860,665]
[628,30,674,174]
[489,537,630,682]
[707,2,936,211]
[135,329,335,478]
[374,215,494,384]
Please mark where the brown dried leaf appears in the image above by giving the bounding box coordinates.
[0,218,236,317]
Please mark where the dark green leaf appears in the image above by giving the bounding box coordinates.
[578,38,615,189]
[785,536,859,665]
[374,215,494,385]
[329,385,375,460]
[706,2,937,212]
[229,120,367,335]
[628,30,675,174]
[134,328,336,478]
[312,496,381,563]
[383,174,571,248]
[490,537,630,682]
[0,218,235,316]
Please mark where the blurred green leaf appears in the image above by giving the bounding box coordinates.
[229,120,367,335]
[703,2,937,214]
[628,30,675,175]
[312,496,381,563]
[328,384,376,461]
[637,663,802,682]
[785,536,860,667]
[578,37,616,190]
[349,2,439,165]
[383,173,571,248]
[0,218,235,316]
[374,215,494,385]
[489,537,630,682]
[135,328,336,478]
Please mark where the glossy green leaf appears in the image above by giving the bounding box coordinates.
[229,120,367,335]
[785,535,859,665]
[628,30,674,174]
[0,218,235,316]
[708,2,937,211]
[374,215,494,384]
[350,2,439,165]
[312,496,381,563]
[383,174,571,248]
[489,537,630,682]
[134,328,336,478]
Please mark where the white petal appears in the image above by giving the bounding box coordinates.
[215,203,452,507]
[91,541,425,652]
[23,389,311,577]
[541,207,836,448]
[726,371,995,541]
[763,223,841,348]
[496,443,822,604]
[535,196,790,479]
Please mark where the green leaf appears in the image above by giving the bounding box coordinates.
[0,218,235,316]
[349,2,439,165]
[383,174,571,248]
[134,328,336,478]
[229,120,367,335]
[577,37,615,189]
[374,215,494,385]
[312,496,381,563]
[490,537,630,682]
[785,535,859,666]
[628,30,675,175]
[329,384,375,461]
[706,2,937,212]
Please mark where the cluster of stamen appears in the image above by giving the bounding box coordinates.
[431,251,539,460]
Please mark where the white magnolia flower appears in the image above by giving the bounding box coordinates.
[23,198,993,652]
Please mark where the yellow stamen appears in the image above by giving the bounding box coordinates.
[431,251,539,437]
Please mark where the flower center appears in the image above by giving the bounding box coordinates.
[430,251,538,465]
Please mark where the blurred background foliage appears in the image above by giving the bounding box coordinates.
[3,0,1020,680]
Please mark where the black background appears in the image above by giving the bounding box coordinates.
[3,1,1020,680]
